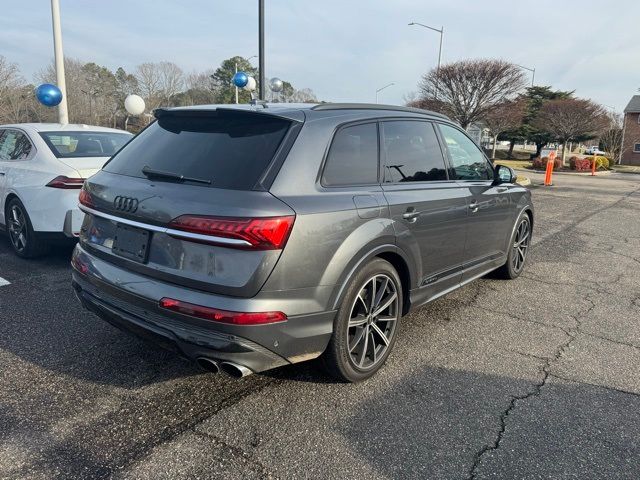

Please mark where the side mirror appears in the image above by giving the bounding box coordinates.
[494,164,515,185]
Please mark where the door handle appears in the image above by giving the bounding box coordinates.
[402,209,420,222]
[496,186,508,193]
[0,172,5,176]
[469,201,479,213]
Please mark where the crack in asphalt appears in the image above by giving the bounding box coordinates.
[460,188,640,480]
[548,373,640,399]
[191,430,276,479]
[467,295,596,480]
[102,378,280,480]
[578,330,640,351]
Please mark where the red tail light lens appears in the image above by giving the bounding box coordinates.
[159,297,287,325]
[79,188,94,208]
[167,215,295,250]
[46,175,85,189]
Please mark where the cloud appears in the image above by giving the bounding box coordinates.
[1,0,638,110]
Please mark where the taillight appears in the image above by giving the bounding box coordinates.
[79,188,94,208]
[159,297,287,325]
[167,215,295,250]
[46,175,85,189]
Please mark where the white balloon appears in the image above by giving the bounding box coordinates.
[243,76,257,92]
[124,94,145,115]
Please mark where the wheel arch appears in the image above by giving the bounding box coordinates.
[329,244,415,317]
[2,192,21,225]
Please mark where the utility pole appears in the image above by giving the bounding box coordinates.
[50,0,68,124]
[258,0,265,100]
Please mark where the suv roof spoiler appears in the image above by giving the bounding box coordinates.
[154,106,306,123]
[311,103,449,120]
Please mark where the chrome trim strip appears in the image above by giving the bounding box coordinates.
[79,205,252,246]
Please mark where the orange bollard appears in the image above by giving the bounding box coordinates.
[544,151,556,186]
[591,155,597,176]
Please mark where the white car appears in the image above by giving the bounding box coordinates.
[0,123,132,257]
[585,146,605,155]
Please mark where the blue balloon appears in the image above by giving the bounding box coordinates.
[35,83,63,107]
[232,72,249,88]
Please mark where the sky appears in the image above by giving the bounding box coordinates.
[1,0,639,111]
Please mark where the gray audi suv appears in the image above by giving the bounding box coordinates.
[71,103,533,382]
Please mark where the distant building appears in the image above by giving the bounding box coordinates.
[621,95,640,166]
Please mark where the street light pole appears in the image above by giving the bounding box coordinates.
[516,64,536,87]
[409,22,444,101]
[50,0,68,124]
[375,82,395,104]
[258,0,265,100]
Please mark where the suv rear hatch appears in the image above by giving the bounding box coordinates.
[79,108,302,298]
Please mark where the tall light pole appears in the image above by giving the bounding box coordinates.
[409,22,444,101]
[235,55,257,104]
[50,0,68,124]
[516,64,536,87]
[258,0,265,100]
[375,82,395,104]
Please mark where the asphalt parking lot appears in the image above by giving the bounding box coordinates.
[1,172,639,479]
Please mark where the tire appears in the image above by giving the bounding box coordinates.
[494,212,531,280]
[5,198,48,258]
[322,258,403,382]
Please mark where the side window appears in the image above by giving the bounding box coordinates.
[439,124,493,181]
[322,123,379,186]
[382,121,447,183]
[0,130,32,161]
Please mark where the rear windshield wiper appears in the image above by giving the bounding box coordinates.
[141,166,212,185]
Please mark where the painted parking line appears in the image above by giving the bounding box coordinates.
[0,276,10,287]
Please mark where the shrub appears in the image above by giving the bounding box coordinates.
[532,156,562,170]
[531,157,545,170]
[571,157,591,171]
[594,156,609,170]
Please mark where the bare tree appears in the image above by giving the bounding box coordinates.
[417,59,527,128]
[0,55,27,123]
[135,62,184,109]
[599,112,623,164]
[534,98,608,163]
[482,100,526,159]
[157,61,184,103]
[135,62,163,109]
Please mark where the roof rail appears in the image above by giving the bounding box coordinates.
[310,103,449,119]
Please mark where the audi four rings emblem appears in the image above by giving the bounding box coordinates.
[113,196,139,213]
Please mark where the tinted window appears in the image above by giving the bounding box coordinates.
[322,123,378,186]
[439,124,493,180]
[40,131,131,158]
[104,113,290,190]
[0,130,32,160]
[383,121,447,183]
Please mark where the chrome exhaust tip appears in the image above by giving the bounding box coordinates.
[196,357,220,374]
[219,362,253,378]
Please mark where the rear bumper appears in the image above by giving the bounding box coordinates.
[71,244,336,373]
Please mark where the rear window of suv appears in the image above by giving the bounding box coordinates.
[103,112,290,190]
[40,131,131,158]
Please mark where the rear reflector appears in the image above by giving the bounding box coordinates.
[47,175,85,189]
[159,297,287,325]
[79,188,94,208]
[167,215,295,250]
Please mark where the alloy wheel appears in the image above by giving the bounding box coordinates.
[511,217,530,273]
[347,273,399,370]
[8,205,28,253]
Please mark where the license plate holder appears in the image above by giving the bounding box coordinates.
[112,223,150,263]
